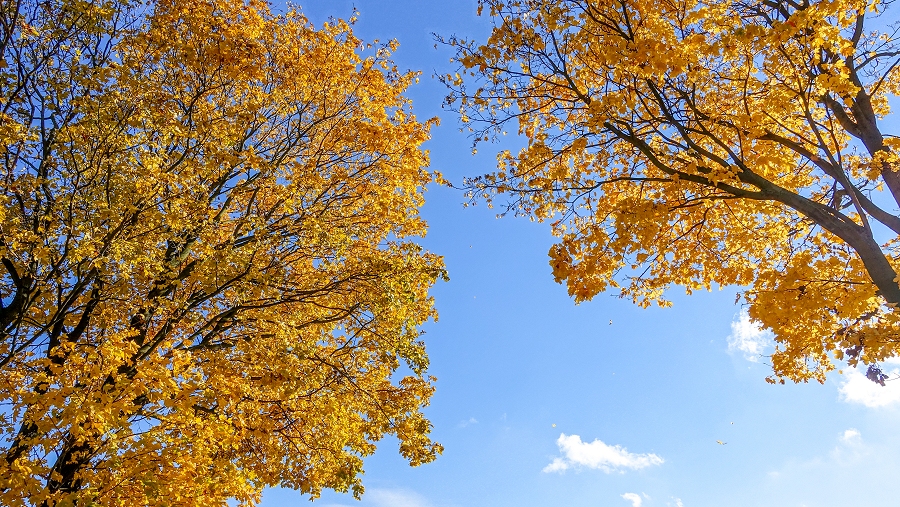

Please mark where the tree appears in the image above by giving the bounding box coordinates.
[0,0,445,505]
[443,0,900,383]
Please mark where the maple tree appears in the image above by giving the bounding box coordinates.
[0,0,445,505]
[444,0,900,383]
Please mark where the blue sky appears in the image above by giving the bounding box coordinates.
[261,2,900,506]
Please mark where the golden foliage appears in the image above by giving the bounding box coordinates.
[1,0,444,505]
[445,0,900,383]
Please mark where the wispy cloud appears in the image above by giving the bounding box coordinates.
[457,417,478,428]
[314,488,431,507]
[838,366,900,407]
[727,310,773,362]
[365,489,432,507]
[543,433,664,473]
[830,428,868,465]
[828,428,864,465]
[621,492,643,507]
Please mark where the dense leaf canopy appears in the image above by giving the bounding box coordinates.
[0,0,444,505]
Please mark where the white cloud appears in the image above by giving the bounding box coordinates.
[621,492,643,507]
[829,428,868,466]
[840,428,861,444]
[543,433,664,473]
[832,428,865,464]
[673,499,684,507]
[838,366,900,407]
[727,310,773,362]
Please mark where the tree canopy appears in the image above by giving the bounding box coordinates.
[0,0,444,505]
[444,0,900,383]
